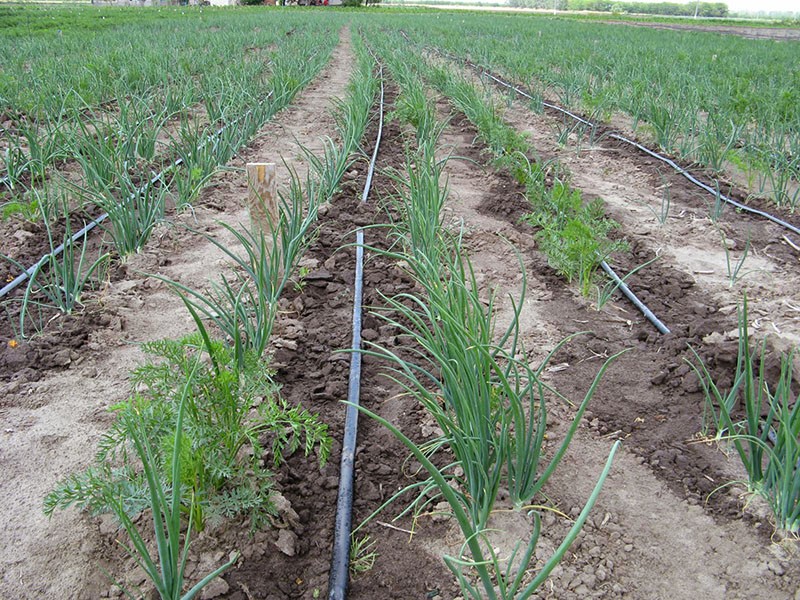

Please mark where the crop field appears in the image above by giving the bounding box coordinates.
[1,6,800,600]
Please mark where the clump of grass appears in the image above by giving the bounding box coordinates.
[715,224,758,288]
[349,534,378,577]
[594,255,659,311]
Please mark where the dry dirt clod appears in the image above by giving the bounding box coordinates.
[274,529,299,557]
[52,348,72,366]
[199,577,230,599]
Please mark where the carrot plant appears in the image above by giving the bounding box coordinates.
[110,362,239,600]
[45,332,330,532]
[528,182,625,297]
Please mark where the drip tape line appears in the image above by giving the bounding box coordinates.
[606,133,800,238]
[0,89,277,300]
[328,65,385,600]
[600,260,670,335]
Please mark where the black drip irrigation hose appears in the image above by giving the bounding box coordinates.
[606,132,800,238]
[0,89,278,300]
[328,68,385,600]
[599,260,670,335]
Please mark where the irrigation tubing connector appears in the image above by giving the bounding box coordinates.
[600,260,670,335]
[0,90,278,300]
[462,59,800,240]
[328,67,385,600]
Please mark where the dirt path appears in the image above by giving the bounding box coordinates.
[0,28,355,600]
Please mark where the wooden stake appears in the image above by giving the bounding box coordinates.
[246,162,278,254]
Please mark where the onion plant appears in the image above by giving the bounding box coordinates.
[300,138,352,203]
[74,170,168,259]
[2,189,109,337]
[355,106,622,595]
[73,116,132,191]
[16,111,75,184]
[162,168,320,360]
[334,37,380,156]
[383,58,439,145]
[356,400,620,600]
[116,98,173,166]
[1,145,30,193]
[688,296,800,532]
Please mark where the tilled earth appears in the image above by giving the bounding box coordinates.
[2,29,800,600]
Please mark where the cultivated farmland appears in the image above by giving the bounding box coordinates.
[1,6,799,599]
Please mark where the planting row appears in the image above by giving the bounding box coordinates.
[353,46,621,596]
[363,24,629,306]
[40,30,380,598]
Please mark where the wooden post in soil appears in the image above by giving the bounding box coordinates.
[246,162,279,257]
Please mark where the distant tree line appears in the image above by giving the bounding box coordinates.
[509,0,729,17]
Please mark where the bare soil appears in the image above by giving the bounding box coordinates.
[1,28,799,600]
